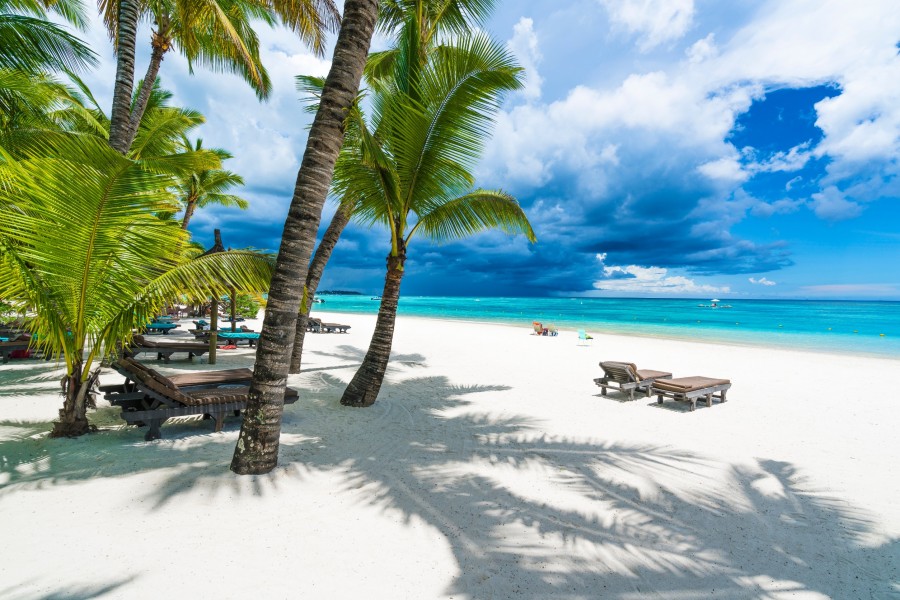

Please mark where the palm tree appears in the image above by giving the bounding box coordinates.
[230,0,380,476]
[0,0,96,73]
[174,138,247,230]
[336,32,534,407]
[0,134,273,437]
[106,0,340,154]
[288,0,499,373]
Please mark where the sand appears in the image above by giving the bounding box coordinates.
[0,312,897,599]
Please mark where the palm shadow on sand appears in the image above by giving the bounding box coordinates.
[0,353,897,598]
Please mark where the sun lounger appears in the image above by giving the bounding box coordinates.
[1,335,31,364]
[308,318,323,333]
[532,321,547,335]
[651,376,731,411]
[103,358,297,440]
[594,361,673,400]
[321,322,351,333]
[144,322,179,334]
[126,334,209,363]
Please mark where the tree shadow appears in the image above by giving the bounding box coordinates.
[0,576,137,600]
[306,344,427,368]
[0,356,897,598]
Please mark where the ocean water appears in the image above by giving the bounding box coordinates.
[314,296,900,359]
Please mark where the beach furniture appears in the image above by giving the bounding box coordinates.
[321,322,351,333]
[216,331,261,346]
[651,376,731,411]
[126,334,209,363]
[307,318,350,333]
[594,361,673,400]
[103,357,298,440]
[547,324,558,336]
[144,322,179,334]
[532,321,548,335]
[1,335,31,364]
[192,319,209,331]
[577,329,593,345]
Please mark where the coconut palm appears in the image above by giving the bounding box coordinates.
[0,133,273,437]
[0,0,96,73]
[230,0,379,476]
[338,32,534,407]
[288,0,499,373]
[174,138,247,230]
[106,0,340,154]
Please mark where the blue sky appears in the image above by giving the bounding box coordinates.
[76,0,900,299]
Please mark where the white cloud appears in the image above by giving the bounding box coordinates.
[507,17,543,101]
[686,33,717,63]
[598,0,696,51]
[810,186,862,221]
[749,277,776,286]
[595,263,729,294]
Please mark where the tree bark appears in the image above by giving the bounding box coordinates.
[124,20,171,151]
[49,362,100,437]
[289,202,353,373]
[108,0,141,154]
[340,248,406,407]
[181,199,197,229]
[230,0,379,475]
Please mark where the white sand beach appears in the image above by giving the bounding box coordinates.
[0,312,897,599]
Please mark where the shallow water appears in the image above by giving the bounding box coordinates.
[313,296,900,359]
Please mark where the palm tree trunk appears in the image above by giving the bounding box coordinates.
[124,23,171,150]
[49,362,100,437]
[340,250,405,407]
[289,202,353,373]
[230,0,380,476]
[181,200,197,229]
[108,0,141,154]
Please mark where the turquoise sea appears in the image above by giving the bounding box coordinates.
[315,296,900,359]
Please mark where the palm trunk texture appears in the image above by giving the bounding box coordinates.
[340,250,405,407]
[230,0,379,475]
[108,0,140,154]
[181,200,197,229]
[125,24,170,149]
[50,362,100,437]
[289,203,353,373]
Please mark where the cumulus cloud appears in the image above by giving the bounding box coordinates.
[810,186,863,221]
[593,263,729,295]
[598,0,696,51]
[749,277,776,286]
[507,17,543,100]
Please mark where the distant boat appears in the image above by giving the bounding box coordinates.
[312,296,325,304]
[697,298,732,309]
[371,296,382,300]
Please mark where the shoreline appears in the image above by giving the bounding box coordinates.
[313,308,900,362]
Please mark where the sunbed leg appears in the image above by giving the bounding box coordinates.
[689,400,696,412]
[706,393,713,407]
[629,388,635,401]
[721,390,727,403]
[213,413,225,433]
[600,385,607,396]
[145,420,163,441]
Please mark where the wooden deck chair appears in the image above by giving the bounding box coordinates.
[651,376,731,411]
[103,358,298,440]
[577,329,593,346]
[126,334,209,363]
[594,361,673,400]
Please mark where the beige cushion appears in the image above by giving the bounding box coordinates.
[653,376,730,393]
[635,369,672,381]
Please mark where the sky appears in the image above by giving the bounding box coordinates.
[73,0,900,299]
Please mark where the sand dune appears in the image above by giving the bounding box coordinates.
[0,312,897,598]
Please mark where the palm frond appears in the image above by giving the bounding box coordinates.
[0,13,96,72]
[410,189,536,244]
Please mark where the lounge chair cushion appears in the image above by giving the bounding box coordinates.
[166,368,253,387]
[653,376,730,393]
[635,369,672,381]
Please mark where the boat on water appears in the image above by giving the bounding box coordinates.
[371,296,382,300]
[697,298,732,309]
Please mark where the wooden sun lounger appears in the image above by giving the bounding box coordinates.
[1,337,32,364]
[651,376,731,411]
[321,322,351,333]
[594,361,673,400]
[125,334,209,363]
[103,358,297,440]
